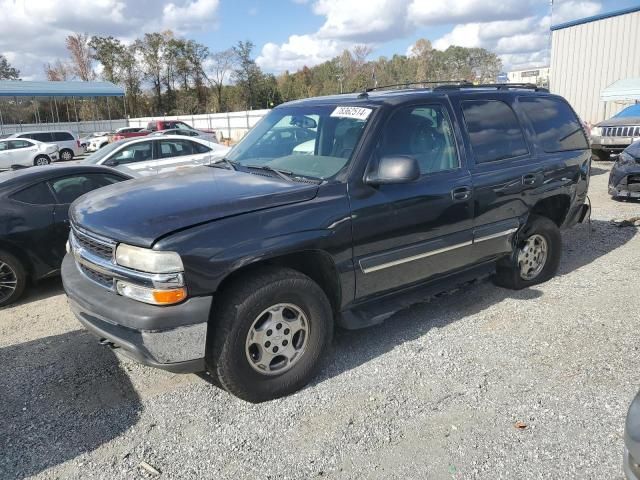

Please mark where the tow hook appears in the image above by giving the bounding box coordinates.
[98,338,119,349]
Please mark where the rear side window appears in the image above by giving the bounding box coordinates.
[461,100,529,163]
[11,182,56,205]
[518,97,588,152]
[49,173,123,204]
[193,142,211,154]
[31,133,54,142]
[52,132,75,141]
[8,140,32,149]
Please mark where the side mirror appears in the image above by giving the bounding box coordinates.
[365,155,420,186]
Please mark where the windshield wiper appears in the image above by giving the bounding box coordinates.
[246,164,294,182]
[208,157,238,171]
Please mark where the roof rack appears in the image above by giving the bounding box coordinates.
[364,80,470,93]
[433,83,549,92]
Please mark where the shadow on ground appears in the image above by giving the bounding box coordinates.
[0,330,141,479]
[0,277,64,312]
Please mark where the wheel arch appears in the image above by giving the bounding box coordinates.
[0,240,33,279]
[531,194,571,227]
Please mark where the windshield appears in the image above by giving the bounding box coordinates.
[614,104,640,118]
[83,141,126,164]
[226,105,373,180]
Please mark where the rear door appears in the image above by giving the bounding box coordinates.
[150,138,211,174]
[452,95,539,262]
[7,140,38,165]
[349,101,474,300]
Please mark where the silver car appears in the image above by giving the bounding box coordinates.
[0,138,59,169]
[151,128,218,143]
[81,135,229,176]
[591,104,640,161]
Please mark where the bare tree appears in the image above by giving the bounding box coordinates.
[65,33,96,81]
[44,60,71,81]
[205,49,235,112]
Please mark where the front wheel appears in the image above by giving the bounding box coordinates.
[0,250,27,307]
[33,155,50,166]
[206,267,333,403]
[494,215,562,290]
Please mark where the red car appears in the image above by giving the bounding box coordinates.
[110,127,150,142]
[146,120,217,140]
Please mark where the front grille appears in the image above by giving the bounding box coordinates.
[72,227,114,260]
[79,263,114,289]
[602,126,640,137]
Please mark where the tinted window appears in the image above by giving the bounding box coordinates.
[379,104,458,174]
[8,140,32,149]
[11,182,56,205]
[49,174,123,204]
[461,100,529,163]
[52,132,74,141]
[157,139,195,158]
[31,133,53,142]
[519,97,588,152]
[110,142,152,164]
[193,142,211,154]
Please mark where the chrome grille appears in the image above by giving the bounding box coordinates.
[79,263,114,289]
[71,227,115,261]
[603,126,640,137]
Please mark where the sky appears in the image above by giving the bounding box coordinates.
[1,0,639,80]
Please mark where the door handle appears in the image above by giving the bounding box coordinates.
[451,186,472,201]
[522,173,537,186]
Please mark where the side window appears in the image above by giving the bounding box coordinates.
[518,97,589,152]
[8,140,32,150]
[32,133,53,142]
[52,132,74,141]
[110,142,152,164]
[379,104,459,175]
[461,100,529,164]
[192,141,212,154]
[157,139,194,158]
[10,182,56,205]
[0,141,9,151]
[48,174,123,204]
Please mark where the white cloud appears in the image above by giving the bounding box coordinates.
[257,34,345,72]
[0,0,220,79]
[408,0,536,26]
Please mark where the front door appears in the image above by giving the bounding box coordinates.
[349,102,474,301]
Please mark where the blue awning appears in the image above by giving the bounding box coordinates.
[0,80,125,97]
[601,78,640,102]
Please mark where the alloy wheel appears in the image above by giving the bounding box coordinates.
[517,234,548,280]
[0,261,18,304]
[245,303,309,375]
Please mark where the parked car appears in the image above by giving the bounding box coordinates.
[151,128,218,143]
[146,120,217,141]
[62,85,591,402]
[81,131,110,150]
[0,138,59,168]
[81,135,229,176]
[608,140,640,199]
[109,127,150,143]
[0,164,133,306]
[8,130,82,161]
[624,390,640,479]
[591,104,640,161]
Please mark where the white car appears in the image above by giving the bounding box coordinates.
[80,131,110,150]
[82,135,230,176]
[151,128,218,143]
[9,130,82,161]
[0,138,59,169]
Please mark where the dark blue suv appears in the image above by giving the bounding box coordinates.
[62,84,591,402]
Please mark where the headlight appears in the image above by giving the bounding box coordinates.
[591,127,602,137]
[115,243,183,273]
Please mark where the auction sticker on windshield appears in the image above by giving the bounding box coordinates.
[330,106,372,121]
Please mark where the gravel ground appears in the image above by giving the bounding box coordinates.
[1,161,639,480]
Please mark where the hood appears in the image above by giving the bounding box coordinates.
[71,167,319,247]
[597,116,640,127]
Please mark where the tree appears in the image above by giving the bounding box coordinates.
[136,32,166,113]
[233,41,263,109]
[89,36,125,83]
[206,49,234,111]
[44,60,71,81]
[0,54,20,80]
[66,33,95,81]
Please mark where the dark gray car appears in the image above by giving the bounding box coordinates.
[608,140,640,198]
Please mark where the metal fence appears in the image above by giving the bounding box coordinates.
[0,110,270,140]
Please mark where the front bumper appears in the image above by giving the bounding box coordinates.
[592,135,637,157]
[61,254,211,373]
[608,162,640,198]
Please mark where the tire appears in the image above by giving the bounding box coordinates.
[494,215,562,290]
[592,149,609,162]
[0,250,27,307]
[33,155,50,166]
[60,149,74,161]
[206,267,334,403]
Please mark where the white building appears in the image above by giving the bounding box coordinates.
[507,67,550,87]
[550,6,640,123]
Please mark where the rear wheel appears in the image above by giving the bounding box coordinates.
[0,250,27,307]
[60,149,74,161]
[494,215,562,290]
[206,267,333,402]
[33,155,50,166]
